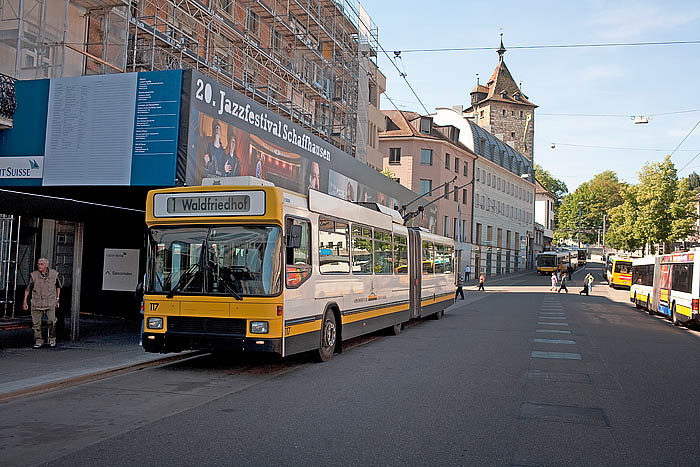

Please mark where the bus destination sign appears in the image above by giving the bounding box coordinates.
[153,191,266,217]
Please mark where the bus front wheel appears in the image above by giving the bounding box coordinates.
[316,310,337,362]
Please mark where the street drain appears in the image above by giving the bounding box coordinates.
[519,402,608,426]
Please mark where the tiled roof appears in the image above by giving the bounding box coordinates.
[476,60,536,108]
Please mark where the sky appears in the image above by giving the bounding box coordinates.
[364,0,700,193]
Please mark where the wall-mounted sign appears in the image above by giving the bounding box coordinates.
[0,156,44,179]
[102,248,140,292]
[152,190,266,217]
[42,70,182,186]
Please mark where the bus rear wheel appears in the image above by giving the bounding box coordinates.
[634,294,641,309]
[646,297,651,313]
[316,310,337,362]
[432,309,444,320]
[387,322,403,335]
[672,304,680,326]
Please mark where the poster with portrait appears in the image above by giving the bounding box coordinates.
[179,70,436,229]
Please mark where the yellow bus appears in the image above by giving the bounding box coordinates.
[142,179,455,361]
[577,249,587,267]
[606,256,633,288]
[536,251,568,275]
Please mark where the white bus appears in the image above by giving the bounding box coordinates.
[143,180,455,361]
[652,251,699,326]
[630,256,654,311]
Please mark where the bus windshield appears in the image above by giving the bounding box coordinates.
[147,225,282,296]
[578,250,586,260]
[538,255,556,267]
[615,261,632,274]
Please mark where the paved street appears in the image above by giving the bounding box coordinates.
[3,263,700,466]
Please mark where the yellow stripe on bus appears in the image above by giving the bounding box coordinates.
[677,304,692,317]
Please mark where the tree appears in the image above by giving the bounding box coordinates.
[608,156,697,253]
[606,185,642,252]
[685,171,700,191]
[534,164,568,203]
[556,171,624,245]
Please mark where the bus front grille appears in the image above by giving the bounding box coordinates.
[168,317,247,337]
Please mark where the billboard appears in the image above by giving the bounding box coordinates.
[41,70,182,186]
[181,70,435,229]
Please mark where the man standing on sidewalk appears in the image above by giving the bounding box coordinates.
[464,265,471,282]
[23,258,61,349]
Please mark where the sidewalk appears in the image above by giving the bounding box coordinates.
[0,315,196,402]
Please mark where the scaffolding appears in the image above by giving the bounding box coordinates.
[0,0,380,157]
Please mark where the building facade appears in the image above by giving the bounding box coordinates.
[535,181,556,249]
[0,0,396,337]
[434,106,535,275]
[379,110,476,272]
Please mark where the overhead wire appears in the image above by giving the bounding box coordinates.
[393,40,700,54]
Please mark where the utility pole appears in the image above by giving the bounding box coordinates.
[577,202,583,248]
[602,214,607,256]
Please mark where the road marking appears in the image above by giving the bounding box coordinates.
[534,338,576,344]
[538,316,566,320]
[539,312,565,316]
[531,351,582,360]
[519,402,607,426]
[537,322,569,326]
[525,369,591,383]
[536,329,571,334]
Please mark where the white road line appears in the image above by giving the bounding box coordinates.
[536,329,571,334]
[531,351,582,360]
[534,338,576,344]
[537,322,569,326]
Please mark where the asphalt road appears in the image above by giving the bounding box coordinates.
[3,263,700,466]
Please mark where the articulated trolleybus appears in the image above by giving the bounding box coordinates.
[142,179,455,361]
[536,251,569,275]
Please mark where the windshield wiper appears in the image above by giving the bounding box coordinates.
[204,260,243,301]
[166,263,200,298]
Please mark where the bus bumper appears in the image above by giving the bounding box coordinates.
[142,332,282,355]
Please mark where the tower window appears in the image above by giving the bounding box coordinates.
[520,111,524,118]
[502,109,506,116]
[511,131,515,138]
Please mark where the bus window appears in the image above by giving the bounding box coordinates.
[373,229,392,274]
[434,244,445,274]
[208,226,282,296]
[319,218,350,274]
[445,246,454,274]
[393,234,408,274]
[615,261,632,274]
[422,241,434,274]
[671,263,693,293]
[285,218,311,288]
[352,225,373,274]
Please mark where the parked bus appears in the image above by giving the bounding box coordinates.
[536,251,568,275]
[652,251,698,325]
[577,249,587,267]
[141,179,455,361]
[630,256,655,311]
[606,256,633,288]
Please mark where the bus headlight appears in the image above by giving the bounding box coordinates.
[250,321,269,334]
[147,317,163,330]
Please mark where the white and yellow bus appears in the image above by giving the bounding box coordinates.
[630,256,655,311]
[142,179,455,361]
[653,251,699,325]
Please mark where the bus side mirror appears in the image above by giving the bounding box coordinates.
[287,224,302,249]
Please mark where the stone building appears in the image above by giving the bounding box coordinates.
[463,38,537,163]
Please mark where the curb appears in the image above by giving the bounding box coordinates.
[0,350,205,404]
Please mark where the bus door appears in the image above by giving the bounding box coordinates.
[658,263,672,316]
[408,229,422,319]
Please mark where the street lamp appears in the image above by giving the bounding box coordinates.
[577,201,583,248]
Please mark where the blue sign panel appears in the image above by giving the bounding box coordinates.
[130,70,182,186]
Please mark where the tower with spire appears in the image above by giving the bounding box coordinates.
[465,35,537,163]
